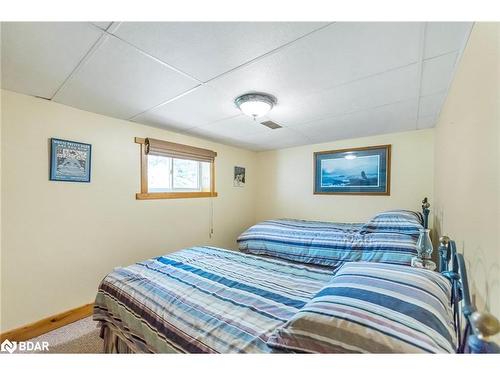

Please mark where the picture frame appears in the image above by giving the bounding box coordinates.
[233,166,246,187]
[49,138,92,183]
[313,144,391,195]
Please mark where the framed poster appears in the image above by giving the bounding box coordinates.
[233,166,246,187]
[50,138,92,182]
[314,145,391,195]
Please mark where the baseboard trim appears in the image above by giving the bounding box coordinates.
[0,303,94,342]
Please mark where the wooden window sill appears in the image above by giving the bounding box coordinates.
[136,192,218,200]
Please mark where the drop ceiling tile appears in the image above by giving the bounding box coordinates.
[2,22,472,151]
[187,115,271,140]
[209,23,422,100]
[302,99,418,143]
[53,35,199,119]
[193,127,308,151]
[208,136,265,152]
[417,115,436,129]
[243,127,311,149]
[420,52,458,96]
[91,22,113,30]
[1,22,103,99]
[424,22,473,59]
[112,22,328,82]
[269,63,419,127]
[419,92,446,118]
[133,84,240,131]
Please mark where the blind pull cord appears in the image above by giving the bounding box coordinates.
[209,197,214,239]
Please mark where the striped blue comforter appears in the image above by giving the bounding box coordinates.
[237,217,420,267]
[94,246,333,353]
[268,262,456,353]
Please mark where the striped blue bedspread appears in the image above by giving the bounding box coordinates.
[237,218,420,267]
[94,246,333,353]
[267,262,456,353]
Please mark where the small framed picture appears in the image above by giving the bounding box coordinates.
[314,144,391,195]
[50,138,92,183]
[233,166,246,187]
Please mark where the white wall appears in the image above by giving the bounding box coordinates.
[434,23,500,319]
[255,129,434,224]
[0,90,258,331]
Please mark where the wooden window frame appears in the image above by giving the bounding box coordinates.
[135,137,218,200]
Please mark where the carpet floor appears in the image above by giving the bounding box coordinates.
[12,317,103,354]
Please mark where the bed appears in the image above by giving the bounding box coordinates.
[94,246,333,353]
[94,199,493,353]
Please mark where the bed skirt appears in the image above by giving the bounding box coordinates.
[99,322,139,353]
[97,320,183,353]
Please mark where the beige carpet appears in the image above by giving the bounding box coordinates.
[12,317,103,354]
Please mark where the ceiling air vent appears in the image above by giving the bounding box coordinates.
[260,120,282,129]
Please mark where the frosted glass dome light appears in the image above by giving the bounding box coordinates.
[235,93,277,119]
[239,100,272,118]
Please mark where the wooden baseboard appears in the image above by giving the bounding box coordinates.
[0,303,94,342]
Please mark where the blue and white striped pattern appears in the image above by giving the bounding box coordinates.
[267,261,456,353]
[361,210,424,235]
[94,246,333,353]
[237,215,421,267]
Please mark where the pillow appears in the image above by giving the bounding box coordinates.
[238,219,418,267]
[267,262,456,353]
[361,210,424,236]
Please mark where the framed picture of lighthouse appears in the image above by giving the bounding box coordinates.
[313,145,391,195]
[49,138,92,183]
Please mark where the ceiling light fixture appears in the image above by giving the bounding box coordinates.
[235,93,277,119]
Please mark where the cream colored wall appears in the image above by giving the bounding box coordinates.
[256,129,434,224]
[0,92,435,333]
[434,23,500,319]
[0,74,3,333]
[0,90,258,331]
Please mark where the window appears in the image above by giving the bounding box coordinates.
[135,137,217,200]
[147,156,211,192]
